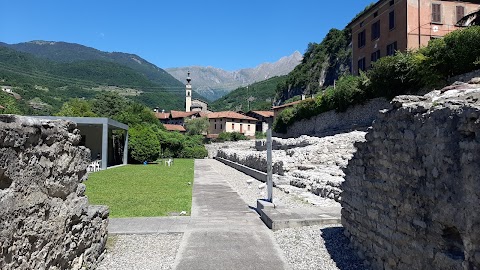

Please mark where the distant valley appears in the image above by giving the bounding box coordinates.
[166,51,302,101]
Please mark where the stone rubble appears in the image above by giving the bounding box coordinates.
[207,131,366,202]
[0,115,108,270]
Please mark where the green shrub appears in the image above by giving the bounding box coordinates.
[330,75,364,111]
[217,132,248,142]
[367,52,423,98]
[179,145,208,159]
[129,124,161,163]
[255,131,266,139]
[420,26,480,78]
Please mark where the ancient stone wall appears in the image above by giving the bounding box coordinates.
[0,115,108,270]
[274,98,391,138]
[342,83,480,269]
[211,132,365,202]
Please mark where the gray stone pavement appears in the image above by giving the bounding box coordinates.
[108,159,291,270]
[172,159,290,270]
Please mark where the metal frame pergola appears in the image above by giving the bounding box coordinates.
[32,116,129,170]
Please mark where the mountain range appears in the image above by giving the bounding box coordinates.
[166,51,302,101]
[1,40,184,90]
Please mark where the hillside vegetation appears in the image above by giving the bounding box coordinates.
[4,41,184,89]
[210,76,287,111]
[275,28,351,103]
[274,26,480,133]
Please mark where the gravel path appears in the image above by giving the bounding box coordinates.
[274,225,368,270]
[97,233,182,270]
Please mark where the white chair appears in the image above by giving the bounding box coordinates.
[165,158,173,167]
[94,160,101,171]
[88,162,95,172]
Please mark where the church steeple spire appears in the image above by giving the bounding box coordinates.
[185,71,192,112]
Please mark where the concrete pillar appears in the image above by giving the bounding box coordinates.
[101,123,108,170]
[123,130,129,165]
[266,128,273,202]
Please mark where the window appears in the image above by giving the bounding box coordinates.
[389,10,395,30]
[390,0,394,6]
[371,50,381,63]
[373,11,378,18]
[358,57,366,73]
[360,21,364,27]
[358,30,366,48]
[371,20,380,40]
[456,6,465,24]
[220,124,223,129]
[214,124,217,129]
[231,123,234,130]
[248,125,251,131]
[432,3,442,23]
[386,41,398,56]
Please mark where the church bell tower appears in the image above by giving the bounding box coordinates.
[185,71,192,112]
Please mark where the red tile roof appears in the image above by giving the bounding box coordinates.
[250,110,274,118]
[155,112,170,119]
[163,124,186,132]
[170,110,199,119]
[207,111,257,121]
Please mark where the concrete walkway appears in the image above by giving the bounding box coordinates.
[109,159,290,270]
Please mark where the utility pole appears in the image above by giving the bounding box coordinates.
[266,127,273,202]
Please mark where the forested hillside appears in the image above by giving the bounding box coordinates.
[275,28,352,103]
[210,76,287,111]
[0,45,198,114]
[4,41,184,88]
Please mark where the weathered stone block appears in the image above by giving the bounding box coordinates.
[342,85,480,269]
[0,115,108,270]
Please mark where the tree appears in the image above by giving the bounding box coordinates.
[116,102,159,126]
[55,98,97,117]
[0,92,23,115]
[91,91,128,119]
[184,117,209,135]
[128,124,161,163]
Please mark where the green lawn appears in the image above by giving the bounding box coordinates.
[84,159,194,217]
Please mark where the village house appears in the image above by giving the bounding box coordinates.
[154,109,205,126]
[163,124,186,133]
[246,110,274,133]
[348,0,480,75]
[207,111,257,138]
[1,86,12,93]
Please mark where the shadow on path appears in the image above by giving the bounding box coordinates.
[321,227,369,270]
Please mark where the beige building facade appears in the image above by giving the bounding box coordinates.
[207,111,257,138]
[350,0,480,75]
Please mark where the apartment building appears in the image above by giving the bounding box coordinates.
[349,0,480,74]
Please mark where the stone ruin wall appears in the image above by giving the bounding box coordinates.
[273,97,391,138]
[0,115,108,270]
[209,132,366,202]
[342,85,480,269]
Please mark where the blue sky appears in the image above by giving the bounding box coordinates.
[0,0,374,70]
